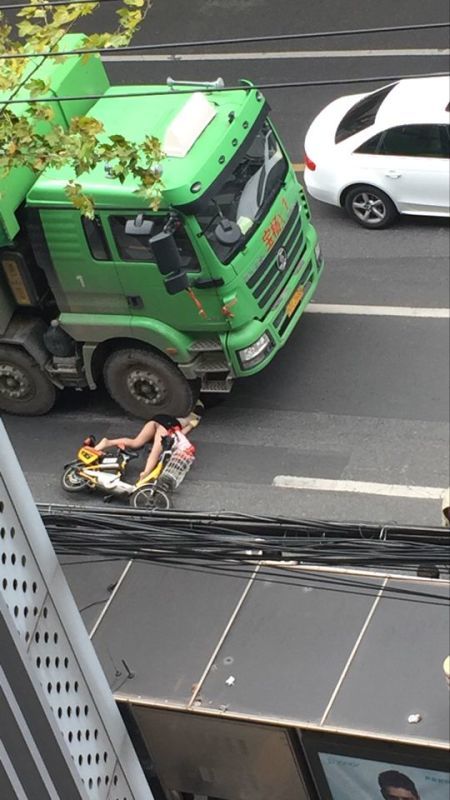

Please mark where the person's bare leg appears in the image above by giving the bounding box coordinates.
[97,421,158,451]
[139,426,165,480]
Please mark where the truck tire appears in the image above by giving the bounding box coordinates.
[0,345,56,416]
[103,348,195,419]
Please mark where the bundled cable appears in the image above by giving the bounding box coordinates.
[39,505,450,607]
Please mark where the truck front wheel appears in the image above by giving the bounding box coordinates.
[0,346,57,416]
[103,348,195,419]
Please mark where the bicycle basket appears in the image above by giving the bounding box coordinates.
[158,452,195,491]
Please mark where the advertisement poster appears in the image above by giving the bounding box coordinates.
[319,752,450,800]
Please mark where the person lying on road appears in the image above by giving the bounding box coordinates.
[96,403,203,481]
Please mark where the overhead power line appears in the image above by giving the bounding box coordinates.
[2,71,447,105]
[0,20,449,60]
[0,0,118,9]
[42,505,450,607]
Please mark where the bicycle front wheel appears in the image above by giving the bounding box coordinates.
[130,486,171,510]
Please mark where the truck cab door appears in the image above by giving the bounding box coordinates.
[102,213,225,328]
[34,209,130,315]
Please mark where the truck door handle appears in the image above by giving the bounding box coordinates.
[385,171,402,179]
[127,295,144,309]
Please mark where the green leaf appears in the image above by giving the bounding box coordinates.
[25,78,51,97]
[27,104,54,121]
[65,182,95,217]
[69,116,104,136]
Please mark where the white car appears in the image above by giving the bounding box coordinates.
[304,76,450,228]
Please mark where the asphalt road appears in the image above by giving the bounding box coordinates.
[2,0,450,525]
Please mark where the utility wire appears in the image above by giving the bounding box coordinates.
[1,71,447,105]
[42,506,450,599]
[0,20,448,60]
[53,547,450,607]
[141,558,450,607]
[0,0,118,9]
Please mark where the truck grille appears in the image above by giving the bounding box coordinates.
[246,204,306,313]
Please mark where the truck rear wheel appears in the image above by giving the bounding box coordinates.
[0,345,57,416]
[103,348,195,419]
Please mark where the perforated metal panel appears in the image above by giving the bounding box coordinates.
[0,422,153,800]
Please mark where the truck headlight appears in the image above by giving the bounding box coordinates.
[238,333,273,369]
[314,243,323,265]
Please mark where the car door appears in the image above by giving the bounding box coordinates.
[353,124,450,215]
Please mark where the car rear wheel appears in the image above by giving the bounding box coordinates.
[344,185,398,229]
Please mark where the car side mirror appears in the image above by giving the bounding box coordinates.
[125,214,154,236]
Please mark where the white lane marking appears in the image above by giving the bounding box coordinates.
[103,48,450,62]
[272,476,445,500]
[306,304,450,318]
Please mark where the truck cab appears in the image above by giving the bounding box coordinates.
[0,36,324,418]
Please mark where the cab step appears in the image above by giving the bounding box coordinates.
[200,376,234,393]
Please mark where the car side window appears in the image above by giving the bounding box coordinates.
[109,215,200,271]
[354,133,383,155]
[378,124,446,158]
[439,124,450,157]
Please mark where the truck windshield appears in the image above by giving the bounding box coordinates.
[195,119,288,263]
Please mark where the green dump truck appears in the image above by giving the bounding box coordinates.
[0,35,324,418]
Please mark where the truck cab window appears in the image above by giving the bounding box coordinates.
[82,216,111,261]
[110,215,200,271]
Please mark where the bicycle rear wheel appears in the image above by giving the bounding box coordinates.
[61,464,90,493]
[130,486,171,510]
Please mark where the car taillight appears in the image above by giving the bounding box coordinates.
[304,153,316,171]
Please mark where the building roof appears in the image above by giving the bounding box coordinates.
[63,557,450,748]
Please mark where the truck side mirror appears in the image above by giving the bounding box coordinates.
[125,214,154,236]
[150,230,183,275]
[150,229,189,295]
[164,271,190,295]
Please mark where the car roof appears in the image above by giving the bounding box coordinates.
[376,75,450,127]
